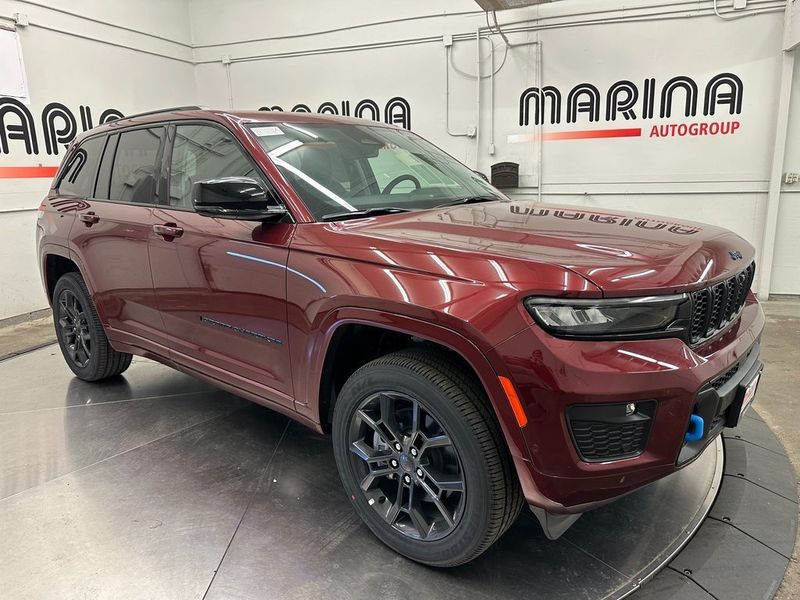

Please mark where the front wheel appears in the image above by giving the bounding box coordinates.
[332,349,523,567]
[52,272,132,381]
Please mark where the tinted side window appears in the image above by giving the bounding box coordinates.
[57,136,105,197]
[169,124,263,209]
[109,128,163,204]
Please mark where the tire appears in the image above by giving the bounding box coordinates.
[52,272,132,381]
[332,348,523,567]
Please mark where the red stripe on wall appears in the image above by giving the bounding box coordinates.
[0,166,59,179]
[541,128,642,141]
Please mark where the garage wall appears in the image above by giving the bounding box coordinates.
[1,0,798,320]
[190,0,796,295]
[772,54,800,295]
[0,0,196,319]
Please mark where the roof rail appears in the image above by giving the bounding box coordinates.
[118,105,205,120]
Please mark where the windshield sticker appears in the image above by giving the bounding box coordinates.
[252,126,283,137]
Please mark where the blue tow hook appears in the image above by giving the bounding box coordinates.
[685,414,705,443]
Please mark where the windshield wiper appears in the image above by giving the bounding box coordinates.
[321,207,412,222]
[435,196,506,208]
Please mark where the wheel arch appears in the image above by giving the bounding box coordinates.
[42,246,101,314]
[42,248,80,305]
[303,307,530,463]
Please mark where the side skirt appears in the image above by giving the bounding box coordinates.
[107,329,323,434]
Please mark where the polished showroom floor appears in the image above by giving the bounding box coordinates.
[0,344,794,600]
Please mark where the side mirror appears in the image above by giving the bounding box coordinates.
[192,177,288,221]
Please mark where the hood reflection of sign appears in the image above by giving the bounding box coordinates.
[509,205,702,236]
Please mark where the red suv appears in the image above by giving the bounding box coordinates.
[37,107,764,566]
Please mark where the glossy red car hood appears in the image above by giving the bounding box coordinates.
[335,200,755,296]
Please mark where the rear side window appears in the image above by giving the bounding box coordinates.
[57,136,105,197]
[109,128,163,204]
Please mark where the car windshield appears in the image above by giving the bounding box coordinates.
[247,121,507,221]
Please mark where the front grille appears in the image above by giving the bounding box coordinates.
[571,420,650,461]
[689,262,755,345]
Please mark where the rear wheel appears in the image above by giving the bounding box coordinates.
[332,349,523,566]
[53,272,132,381]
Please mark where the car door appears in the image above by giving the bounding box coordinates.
[149,122,295,406]
[69,127,168,351]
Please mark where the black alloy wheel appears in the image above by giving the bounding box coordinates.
[56,289,92,368]
[347,390,466,541]
[332,349,523,567]
[52,272,132,381]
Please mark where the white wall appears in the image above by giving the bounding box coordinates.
[190,0,798,295]
[772,53,800,295]
[1,0,798,320]
[0,0,196,319]
[1,210,40,317]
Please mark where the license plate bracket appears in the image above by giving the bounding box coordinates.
[725,366,763,428]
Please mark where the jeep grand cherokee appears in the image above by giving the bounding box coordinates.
[37,107,764,566]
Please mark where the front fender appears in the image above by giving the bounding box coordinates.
[291,305,531,463]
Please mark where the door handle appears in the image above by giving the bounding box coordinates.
[79,211,99,226]
[153,223,184,240]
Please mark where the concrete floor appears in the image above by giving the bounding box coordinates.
[0,311,56,360]
[0,300,798,598]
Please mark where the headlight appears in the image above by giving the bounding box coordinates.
[524,294,688,337]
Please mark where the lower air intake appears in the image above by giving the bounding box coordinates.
[567,401,657,462]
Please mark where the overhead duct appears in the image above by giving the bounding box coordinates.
[475,0,555,10]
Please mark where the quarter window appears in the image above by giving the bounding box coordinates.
[169,124,264,209]
[108,128,164,204]
[57,136,105,198]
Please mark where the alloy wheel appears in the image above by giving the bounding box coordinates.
[347,391,466,541]
[57,289,92,368]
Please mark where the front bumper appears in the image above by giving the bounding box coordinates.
[493,296,765,514]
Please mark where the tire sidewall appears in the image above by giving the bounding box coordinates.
[332,361,495,566]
